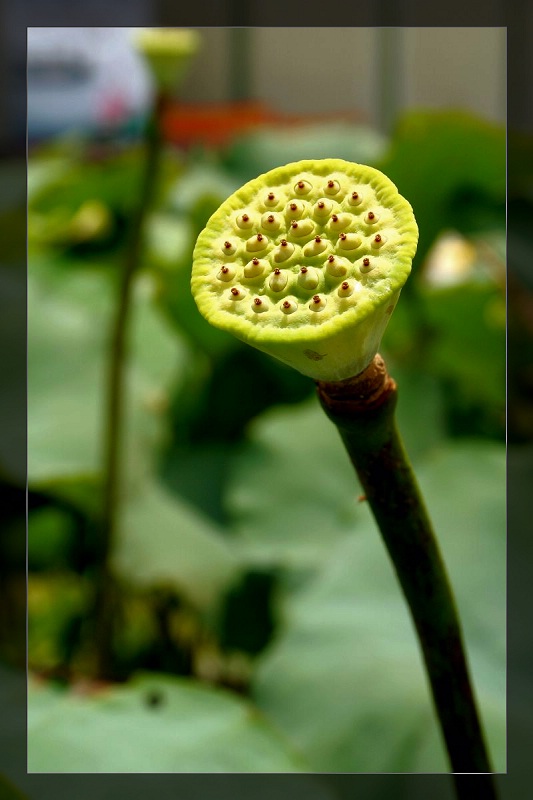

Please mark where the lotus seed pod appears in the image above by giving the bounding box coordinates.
[191,158,418,381]
[134,28,201,93]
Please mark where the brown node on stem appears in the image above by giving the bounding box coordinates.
[316,354,396,414]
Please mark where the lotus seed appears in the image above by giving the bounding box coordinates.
[365,211,378,224]
[337,232,361,251]
[285,200,308,221]
[281,298,297,314]
[328,212,351,232]
[338,280,355,297]
[229,287,244,300]
[348,191,362,206]
[223,240,236,255]
[217,265,235,281]
[264,192,279,207]
[252,296,269,312]
[269,269,288,292]
[243,257,266,278]
[325,254,349,277]
[310,294,327,311]
[236,212,253,230]
[289,218,315,238]
[313,198,333,219]
[303,236,328,257]
[273,239,294,262]
[294,180,312,195]
[371,233,386,249]
[261,212,282,231]
[298,267,319,290]
[325,179,341,196]
[246,233,269,253]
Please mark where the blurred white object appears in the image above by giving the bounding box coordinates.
[27,27,154,140]
[422,231,478,287]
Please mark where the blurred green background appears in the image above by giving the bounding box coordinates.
[2,26,521,781]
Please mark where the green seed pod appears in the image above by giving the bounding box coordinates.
[191,159,418,381]
[134,28,201,93]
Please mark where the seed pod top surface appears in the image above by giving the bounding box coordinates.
[191,159,418,381]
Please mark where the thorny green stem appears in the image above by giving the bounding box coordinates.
[316,355,498,799]
[95,93,167,679]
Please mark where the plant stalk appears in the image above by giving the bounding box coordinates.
[316,354,498,796]
[95,93,166,678]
